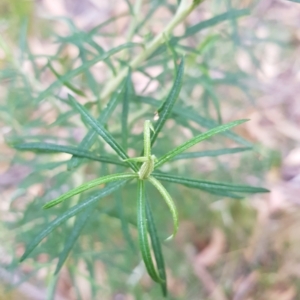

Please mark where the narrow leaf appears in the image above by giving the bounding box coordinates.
[182,9,250,38]
[86,40,116,76]
[68,90,121,170]
[20,181,127,262]
[47,60,85,96]
[115,189,136,252]
[79,46,100,97]
[202,80,222,124]
[152,173,270,194]
[136,96,252,147]
[148,176,178,240]
[122,71,131,151]
[43,173,137,209]
[13,142,127,166]
[146,198,167,297]
[172,147,252,160]
[68,94,138,172]
[37,43,139,102]
[54,204,95,274]
[155,119,248,168]
[137,180,162,282]
[151,58,184,146]
[196,187,242,199]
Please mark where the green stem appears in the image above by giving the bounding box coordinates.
[100,0,204,100]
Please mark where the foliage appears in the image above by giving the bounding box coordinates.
[0,0,271,298]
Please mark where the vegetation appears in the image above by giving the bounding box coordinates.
[4,0,297,299]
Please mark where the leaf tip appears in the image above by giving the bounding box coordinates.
[42,203,52,209]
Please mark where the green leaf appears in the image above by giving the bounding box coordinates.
[152,173,270,194]
[146,198,167,297]
[54,204,96,274]
[124,0,134,14]
[78,47,99,98]
[20,181,127,262]
[172,147,252,160]
[13,142,127,166]
[37,43,139,102]
[115,189,136,252]
[182,9,250,38]
[47,60,85,96]
[136,96,252,147]
[148,176,178,240]
[137,180,162,283]
[43,173,137,209]
[155,119,248,168]
[85,40,116,76]
[67,90,121,170]
[122,70,131,151]
[47,274,59,300]
[151,58,184,146]
[197,187,242,199]
[202,79,222,124]
[177,107,251,147]
[68,94,138,172]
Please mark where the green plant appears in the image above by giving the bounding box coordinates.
[13,63,268,296]
[1,0,272,298]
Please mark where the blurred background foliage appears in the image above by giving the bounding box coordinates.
[1,0,300,299]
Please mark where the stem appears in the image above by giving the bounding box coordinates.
[126,0,143,42]
[100,0,203,100]
[144,120,152,157]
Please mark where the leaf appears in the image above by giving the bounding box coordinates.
[115,189,136,252]
[43,173,137,209]
[137,180,162,283]
[147,9,250,59]
[152,173,270,194]
[178,107,251,147]
[172,147,252,160]
[151,58,184,146]
[182,9,250,38]
[286,0,300,2]
[54,203,96,274]
[78,47,99,98]
[13,142,127,166]
[164,33,179,76]
[202,79,222,124]
[36,43,139,102]
[148,176,178,240]
[68,94,138,172]
[85,259,97,299]
[145,198,167,297]
[86,40,116,76]
[47,60,85,96]
[67,90,121,170]
[47,274,59,300]
[136,96,252,147]
[155,119,248,168]
[196,187,242,199]
[20,181,127,262]
[124,0,134,14]
[122,70,132,151]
